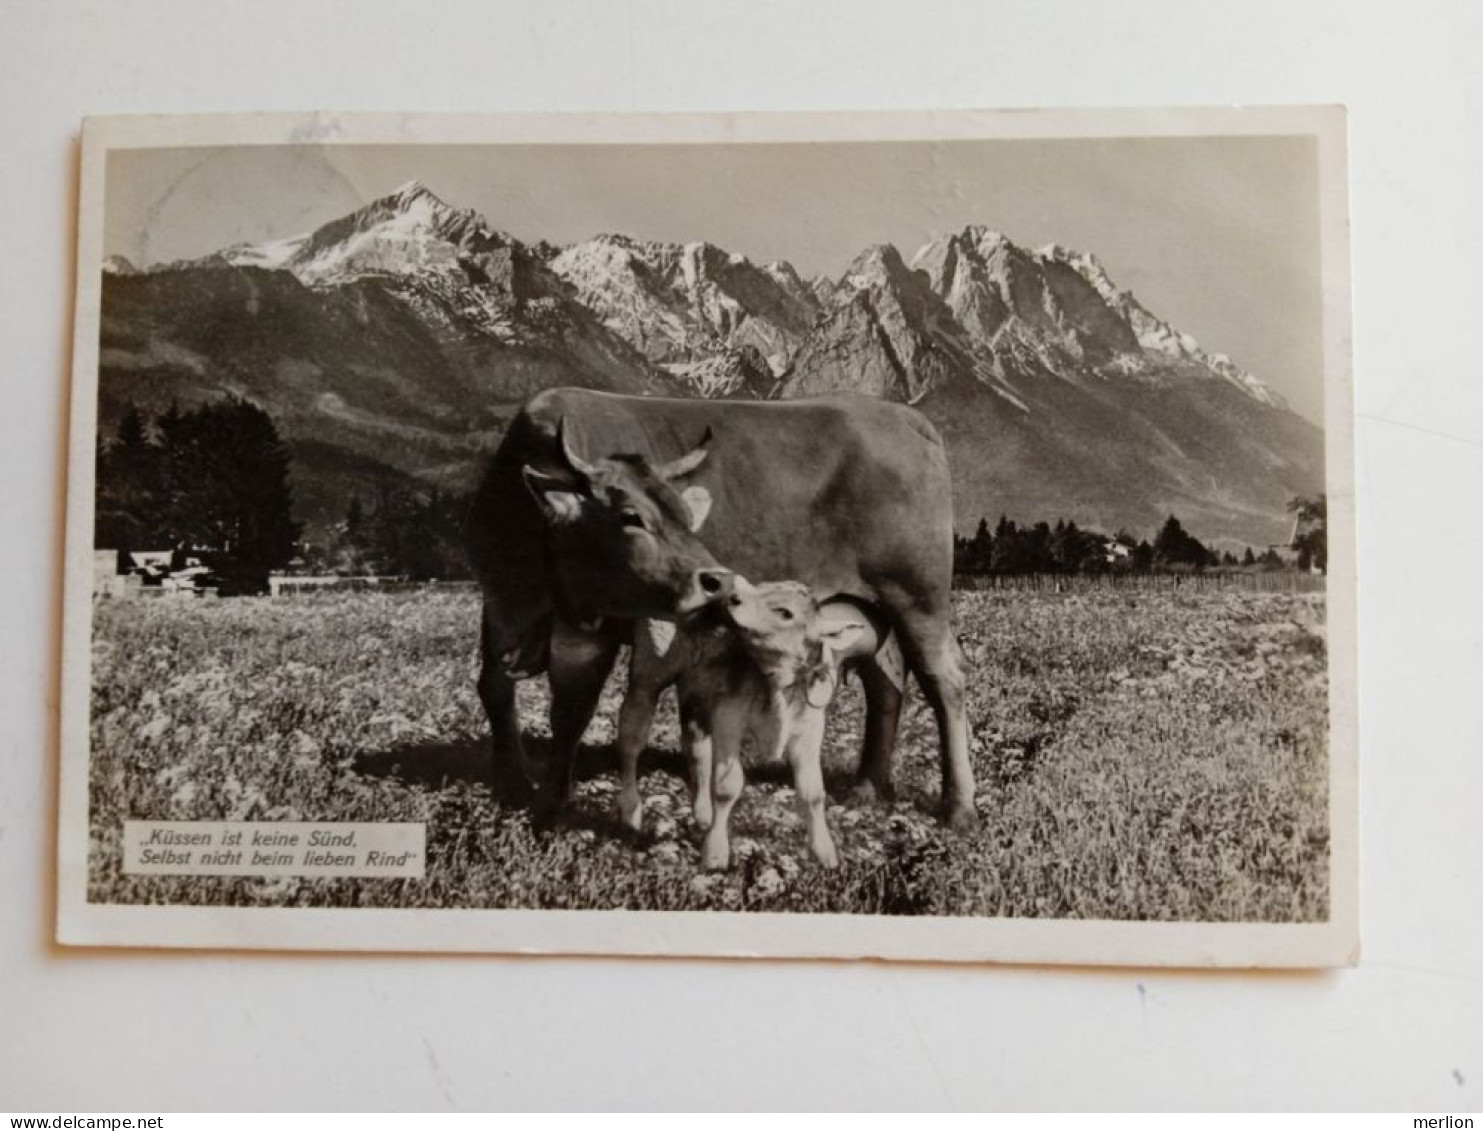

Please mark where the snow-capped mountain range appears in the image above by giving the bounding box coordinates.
[550,233,821,381]
[202,182,515,285]
[100,182,1322,546]
[911,226,1285,408]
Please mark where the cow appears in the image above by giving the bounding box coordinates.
[463,386,977,831]
[619,579,881,869]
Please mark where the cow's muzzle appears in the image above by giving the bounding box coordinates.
[697,568,732,598]
[677,567,735,615]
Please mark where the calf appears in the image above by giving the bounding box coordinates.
[617,578,885,870]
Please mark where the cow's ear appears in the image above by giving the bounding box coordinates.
[646,618,677,657]
[680,485,713,532]
[817,605,874,662]
[656,426,713,480]
[523,466,585,525]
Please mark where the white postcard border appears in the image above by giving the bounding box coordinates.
[57,107,1358,966]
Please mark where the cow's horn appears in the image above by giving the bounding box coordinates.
[555,417,597,477]
[656,426,713,480]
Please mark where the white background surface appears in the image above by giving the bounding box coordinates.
[2,0,1479,1112]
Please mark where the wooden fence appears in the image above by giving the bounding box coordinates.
[266,576,480,597]
[952,571,1327,594]
[243,573,1327,599]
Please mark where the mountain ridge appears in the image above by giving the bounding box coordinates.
[549,231,822,392]
[100,183,1322,549]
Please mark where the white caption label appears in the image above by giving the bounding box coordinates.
[122,821,426,878]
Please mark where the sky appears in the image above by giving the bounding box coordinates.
[106,136,1325,423]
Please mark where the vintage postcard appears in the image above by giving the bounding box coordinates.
[57,108,1356,965]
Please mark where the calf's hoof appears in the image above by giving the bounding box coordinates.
[812,841,840,869]
[937,800,980,835]
[700,840,731,872]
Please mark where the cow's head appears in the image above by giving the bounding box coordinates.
[522,418,731,621]
[721,578,875,708]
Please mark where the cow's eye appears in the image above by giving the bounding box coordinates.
[776,608,794,621]
[620,510,647,531]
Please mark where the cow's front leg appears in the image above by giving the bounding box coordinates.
[477,603,539,805]
[542,618,621,815]
[788,722,839,868]
[700,703,746,870]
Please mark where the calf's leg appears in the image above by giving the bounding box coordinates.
[788,724,839,868]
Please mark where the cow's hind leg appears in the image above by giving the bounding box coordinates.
[850,657,902,806]
[542,619,622,816]
[895,608,979,833]
[477,608,536,806]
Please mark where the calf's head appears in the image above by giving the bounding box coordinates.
[722,578,876,707]
[522,418,731,621]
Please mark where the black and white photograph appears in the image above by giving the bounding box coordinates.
[58,109,1356,964]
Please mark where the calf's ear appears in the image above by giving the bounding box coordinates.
[805,666,838,710]
[522,466,585,525]
[803,640,839,709]
[680,485,713,532]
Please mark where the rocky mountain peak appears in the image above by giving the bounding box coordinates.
[182,181,524,289]
[765,260,802,284]
[587,232,646,253]
[958,225,1015,257]
[840,242,914,292]
[810,275,840,307]
[913,226,1016,292]
[784,240,1002,408]
[550,233,821,383]
[1034,240,1285,408]
[386,179,437,206]
[899,225,1287,408]
[1034,241,1097,270]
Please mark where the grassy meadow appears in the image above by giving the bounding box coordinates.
[88,585,1330,920]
